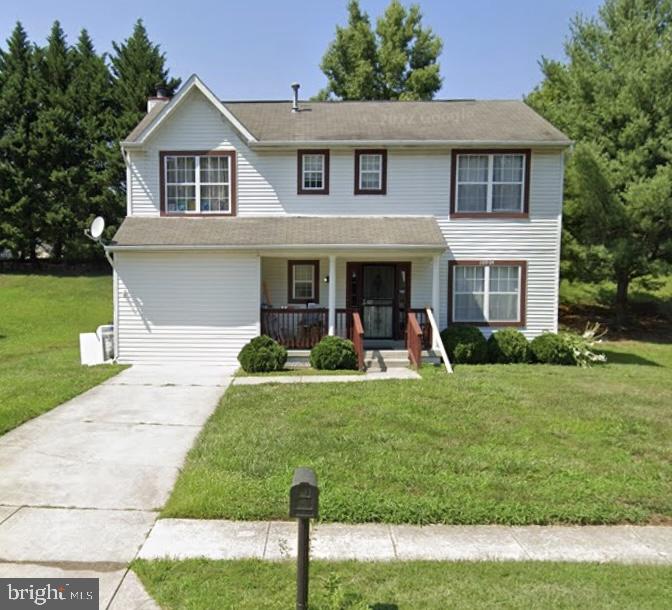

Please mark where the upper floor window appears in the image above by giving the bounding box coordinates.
[297,150,329,195]
[450,261,526,326]
[355,150,387,195]
[451,150,530,217]
[160,151,235,215]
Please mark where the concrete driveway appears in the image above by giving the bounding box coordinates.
[0,365,233,608]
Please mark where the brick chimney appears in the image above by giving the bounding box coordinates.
[147,87,170,113]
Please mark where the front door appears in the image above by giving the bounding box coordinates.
[346,262,411,340]
[362,265,395,339]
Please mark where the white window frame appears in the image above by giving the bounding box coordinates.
[301,153,326,191]
[291,263,317,302]
[164,154,231,214]
[358,153,383,191]
[455,153,526,214]
[452,263,523,324]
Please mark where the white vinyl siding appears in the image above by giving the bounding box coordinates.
[115,251,260,365]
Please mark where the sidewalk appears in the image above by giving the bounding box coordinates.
[0,365,234,609]
[232,368,420,385]
[138,519,672,564]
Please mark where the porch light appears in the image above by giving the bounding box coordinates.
[323,275,329,283]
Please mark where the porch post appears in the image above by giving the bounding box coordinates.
[328,255,336,335]
[432,254,441,349]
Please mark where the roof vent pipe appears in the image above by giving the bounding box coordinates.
[291,82,300,112]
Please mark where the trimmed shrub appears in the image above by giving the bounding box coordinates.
[487,328,530,364]
[440,326,488,364]
[530,332,574,365]
[238,335,287,373]
[310,336,358,370]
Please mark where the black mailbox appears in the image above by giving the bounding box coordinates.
[289,467,319,519]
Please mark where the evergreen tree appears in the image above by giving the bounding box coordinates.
[110,19,181,135]
[34,21,77,260]
[0,23,44,261]
[108,20,181,241]
[527,0,672,322]
[66,29,118,261]
[319,0,442,100]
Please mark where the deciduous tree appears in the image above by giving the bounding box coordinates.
[527,0,672,322]
[319,0,442,100]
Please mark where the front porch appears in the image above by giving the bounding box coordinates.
[259,253,442,366]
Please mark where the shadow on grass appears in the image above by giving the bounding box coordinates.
[371,604,399,610]
[602,349,662,367]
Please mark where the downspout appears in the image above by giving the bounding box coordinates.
[104,248,119,363]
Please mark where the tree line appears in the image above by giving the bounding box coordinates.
[0,0,670,320]
[0,19,179,262]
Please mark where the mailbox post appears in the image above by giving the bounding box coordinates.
[289,467,319,610]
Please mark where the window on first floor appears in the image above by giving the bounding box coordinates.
[451,262,525,324]
[163,152,233,214]
[452,150,530,215]
[289,260,319,303]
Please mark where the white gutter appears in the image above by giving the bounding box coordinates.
[249,139,572,149]
[105,243,447,253]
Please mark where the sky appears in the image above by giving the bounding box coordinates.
[1,0,604,101]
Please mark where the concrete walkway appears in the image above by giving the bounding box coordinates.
[139,519,672,565]
[0,365,234,609]
[233,368,420,385]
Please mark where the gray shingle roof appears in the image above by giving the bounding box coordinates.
[223,99,570,145]
[110,216,447,249]
[125,102,167,142]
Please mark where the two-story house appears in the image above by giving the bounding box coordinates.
[108,75,570,366]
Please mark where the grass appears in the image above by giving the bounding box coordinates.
[133,559,672,609]
[163,340,672,525]
[560,275,672,315]
[236,367,363,377]
[0,273,124,435]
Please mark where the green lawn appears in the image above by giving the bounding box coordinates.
[560,275,672,316]
[163,340,672,524]
[0,273,124,435]
[134,559,672,610]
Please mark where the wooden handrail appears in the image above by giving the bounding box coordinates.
[352,311,365,371]
[406,312,423,369]
[409,308,432,349]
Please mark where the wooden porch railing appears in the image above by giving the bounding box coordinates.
[260,308,327,349]
[407,312,423,369]
[409,308,432,350]
[352,311,365,370]
[260,307,359,349]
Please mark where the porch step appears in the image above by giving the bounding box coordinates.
[364,349,410,372]
[286,350,311,369]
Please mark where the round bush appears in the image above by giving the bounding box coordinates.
[238,335,287,373]
[440,326,488,364]
[310,336,358,370]
[530,332,574,365]
[487,328,530,364]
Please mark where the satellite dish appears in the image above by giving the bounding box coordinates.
[90,217,105,240]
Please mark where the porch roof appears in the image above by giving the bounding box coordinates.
[109,216,447,251]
